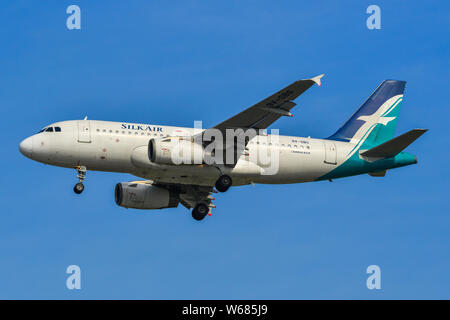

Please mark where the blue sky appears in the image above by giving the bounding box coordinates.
[0,0,449,299]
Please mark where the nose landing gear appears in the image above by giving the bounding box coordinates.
[73,166,87,194]
[74,182,84,194]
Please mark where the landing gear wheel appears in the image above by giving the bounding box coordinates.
[74,166,87,194]
[215,175,232,192]
[192,203,209,221]
[74,182,84,194]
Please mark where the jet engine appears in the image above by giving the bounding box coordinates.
[148,137,204,165]
[114,182,179,209]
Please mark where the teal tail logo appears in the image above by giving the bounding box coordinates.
[329,80,406,151]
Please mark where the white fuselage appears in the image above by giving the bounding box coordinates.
[20,120,353,186]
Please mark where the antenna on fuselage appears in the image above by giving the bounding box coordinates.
[83,116,88,120]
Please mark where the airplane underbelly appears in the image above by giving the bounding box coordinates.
[134,165,220,186]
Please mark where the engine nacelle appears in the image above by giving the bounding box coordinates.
[148,137,204,165]
[114,182,179,209]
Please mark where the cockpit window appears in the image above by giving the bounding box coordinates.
[38,126,62,133]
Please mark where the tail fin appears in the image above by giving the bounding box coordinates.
[329,80,406,147]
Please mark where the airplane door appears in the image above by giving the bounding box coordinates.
[77,120,91,143]
[323,141,337,165]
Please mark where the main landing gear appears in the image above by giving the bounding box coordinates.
[215,174,232,193]
[73,165,87,194]
[192,203,209,221]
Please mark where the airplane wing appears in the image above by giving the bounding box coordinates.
[209,74,324,133]
[196,74,323,165]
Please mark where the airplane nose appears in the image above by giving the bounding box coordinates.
[19,137,33,158]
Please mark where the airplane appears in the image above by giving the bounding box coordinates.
[19,75,427,221]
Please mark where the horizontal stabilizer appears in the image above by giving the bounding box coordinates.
[360,129,428,158]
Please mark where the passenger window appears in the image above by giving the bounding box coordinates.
[55,127,61,132]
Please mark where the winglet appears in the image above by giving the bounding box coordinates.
[311,74,324,86]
